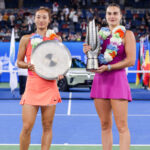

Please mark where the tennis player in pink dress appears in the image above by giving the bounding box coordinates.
[83,3,136,150]
[17,7,62,150]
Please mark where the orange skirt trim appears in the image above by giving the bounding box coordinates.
[20,75,62,106]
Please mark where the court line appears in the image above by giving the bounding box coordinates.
[0,144,150,146]
[67,92,72,116]
[1,113,150,117]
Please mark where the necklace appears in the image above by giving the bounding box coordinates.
[98,25,126,64]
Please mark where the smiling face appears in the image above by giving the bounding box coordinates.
[35,10,50,30]
[106,6,122,28]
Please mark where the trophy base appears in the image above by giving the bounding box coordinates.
[86,58,99,71]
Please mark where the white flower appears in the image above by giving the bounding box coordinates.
[110,37,122,45]
[46,29,55,37]
[104,51,113,62]
[103,30,111,37]
[31,38,43,45]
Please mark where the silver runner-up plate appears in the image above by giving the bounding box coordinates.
[31,40,72,80]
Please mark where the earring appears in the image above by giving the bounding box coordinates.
[120,19,122,25]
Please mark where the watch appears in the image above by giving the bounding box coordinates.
[107,64,111,71]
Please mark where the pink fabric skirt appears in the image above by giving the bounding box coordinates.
[90,69,132,101]
[20,75,61,106]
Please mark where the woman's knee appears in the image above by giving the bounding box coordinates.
[116,120,128,133]
[22,123,33,136]
[101,121,112,131]
[42,120,53,132]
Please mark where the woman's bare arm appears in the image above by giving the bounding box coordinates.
[17,35,30,69]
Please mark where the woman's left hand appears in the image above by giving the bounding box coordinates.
[58,75,64,80]
[93,65,108,73]
[57,36,62,42]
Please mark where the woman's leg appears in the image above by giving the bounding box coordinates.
[41,105,56,150]
[20,104,39,150]
[111,99,130,150]
[94,99,113,150]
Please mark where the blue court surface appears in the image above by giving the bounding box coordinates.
[0,88,150,147]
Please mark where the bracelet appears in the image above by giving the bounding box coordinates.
[107,64,111,71]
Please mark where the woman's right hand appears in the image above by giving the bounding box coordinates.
[27,62,35,72]
[83,43,91,54]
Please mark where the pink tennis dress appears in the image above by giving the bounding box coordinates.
[90,36,132,101]
[20,36,62,106]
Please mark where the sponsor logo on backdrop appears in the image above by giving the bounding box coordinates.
[0,55,9,71]
[0,55,18,73]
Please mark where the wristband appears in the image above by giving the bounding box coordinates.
[107,64,111,71]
